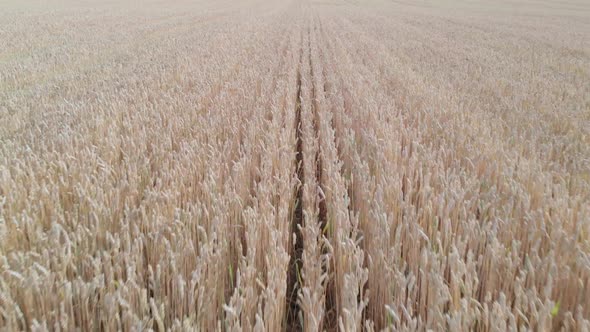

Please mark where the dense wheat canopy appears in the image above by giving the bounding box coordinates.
[1,0,589,330]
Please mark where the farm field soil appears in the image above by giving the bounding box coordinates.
[1,0,589,330]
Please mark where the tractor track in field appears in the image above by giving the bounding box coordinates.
[285,16,338,331]
[307,23,338,332]
[285,28,305,331]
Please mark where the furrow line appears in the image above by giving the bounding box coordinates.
[285,35,305,331]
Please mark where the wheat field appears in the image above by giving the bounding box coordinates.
[1,0,589,331]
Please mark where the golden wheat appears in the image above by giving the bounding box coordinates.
[1,0,589,331]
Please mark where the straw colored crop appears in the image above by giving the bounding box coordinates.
[1,0,589,331]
